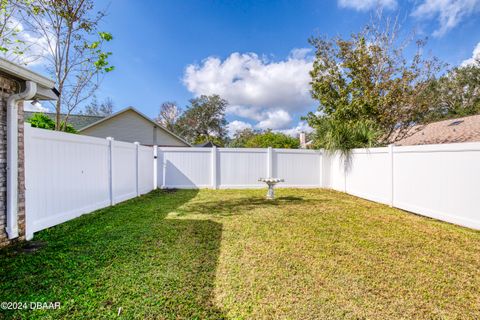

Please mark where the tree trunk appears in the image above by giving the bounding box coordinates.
[55,99,61,131]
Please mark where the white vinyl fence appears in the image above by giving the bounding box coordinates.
[23,126,480,238]
[157,147,323,189]
[24,126,155,239]
[323,143,480,230]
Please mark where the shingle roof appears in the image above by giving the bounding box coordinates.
[395,114,480,146]
[24,111,105,130]
[194,141,219,147]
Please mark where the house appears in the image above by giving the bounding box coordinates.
[24,111,104,131]
[79,107,191,147]
[0,58,58,246]
[395,115,480,146]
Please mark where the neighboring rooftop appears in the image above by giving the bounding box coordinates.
[194,141,219,148]
[395,114,480,146]
[24,111,105,131]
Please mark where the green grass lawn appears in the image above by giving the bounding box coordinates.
[1,189,479,319]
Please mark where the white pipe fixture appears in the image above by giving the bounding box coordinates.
[6,81,37,239]
[0,58,58,241]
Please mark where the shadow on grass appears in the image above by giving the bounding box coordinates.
[179,194,311,217]
[0,189,226,319]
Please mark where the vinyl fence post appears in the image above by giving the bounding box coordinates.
[211,146,218,189]
[107,137,115,206]
[134,142,140,197]
[153,145,158,190]
[162,150,167,189]
[319,151,323,187]
[389,144,394,207]
[267,147,273,178]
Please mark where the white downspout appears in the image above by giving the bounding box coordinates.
[6,80,37,239]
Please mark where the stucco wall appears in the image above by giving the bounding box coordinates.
[80,109,189,146]
[0,74,25,247]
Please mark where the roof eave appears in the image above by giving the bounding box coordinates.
[0,58,55,89]
[34,85,59,101]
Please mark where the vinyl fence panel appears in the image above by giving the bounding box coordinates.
[160,147,212,188]
[324,143,480,230]
[218,148,267,188]
[112,140,137,203]
[273,149,322,187]
[156,147,323,189]
[344,148,391,204]
[25,126,154,239]
[25,126,110,238]
[392,143,480,229]
[138,145,155,195]
[325,152,346,192]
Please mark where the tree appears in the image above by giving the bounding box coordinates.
[306,17,442,152]
[422,64,480,122]
[228,128,257,147]
[0,0,31,62]
[27,113,76,133]
[228,129,300,149]
[84,95,114,116]
[176,95,228,146]
[155,101,182,133]
[246,130,300,148]
[20,0,114,130]
[308,117,379,154]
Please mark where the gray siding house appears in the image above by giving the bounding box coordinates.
[79,107,190,147]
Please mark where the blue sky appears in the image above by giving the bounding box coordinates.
[36,0,480,135]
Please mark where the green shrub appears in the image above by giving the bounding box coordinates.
[28,113,77,133]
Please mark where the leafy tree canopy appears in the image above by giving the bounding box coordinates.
[421,63,480,122]
[155,101,182,133]
[176,95,228,146]
[228,128,257,148]
[17,0,114,131]
[305,17,442,152]
[0,0,29,61]
[229,129,300,149]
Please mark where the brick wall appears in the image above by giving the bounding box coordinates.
[0,74,25,247]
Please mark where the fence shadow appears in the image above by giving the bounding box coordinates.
[180,194,313,217]
[0,189,226,319]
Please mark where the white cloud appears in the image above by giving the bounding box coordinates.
[255,110,292,130]
[461,42,480,66]
[227,120,252,137]
[412,0,480,37]
[276,121,313,137]
[289,48,313,60]
[23,101,50,112]
[1,18,52,66]
[338,0,397,11]
[183,49,315,130]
